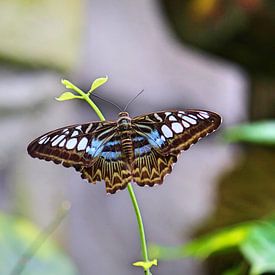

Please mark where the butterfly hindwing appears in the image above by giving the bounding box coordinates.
[77,136,132,194]
[27,121,117,168]
[131,133,177,186]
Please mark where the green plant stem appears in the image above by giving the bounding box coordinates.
[82,91,152,274]
[73,86,105,121]
[127,183,152,275]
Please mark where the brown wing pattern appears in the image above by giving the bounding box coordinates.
[133,150,177,187]
[27,109,221,194]
[76,136,132,194]
[131,110,221,187]
[27,121,117,168]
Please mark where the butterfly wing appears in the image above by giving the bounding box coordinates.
[77,135,132,194]
[131,110,221,186]
[131,133,177,187]
[28,120,132,194]
[27,120,117,167]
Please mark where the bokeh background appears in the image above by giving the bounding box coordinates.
[0,0,274,274]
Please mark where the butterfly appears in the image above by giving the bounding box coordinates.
[27,110,221,194]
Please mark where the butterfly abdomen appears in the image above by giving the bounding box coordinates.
[117,112,135,165]
[120,132,134,165]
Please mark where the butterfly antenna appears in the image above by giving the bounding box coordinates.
[91,93,123,111]
[124,89,144,112]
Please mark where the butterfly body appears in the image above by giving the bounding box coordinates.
[117,112,135,165]
[27,110,221,194]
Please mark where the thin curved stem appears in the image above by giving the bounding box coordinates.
[81,91,152,274]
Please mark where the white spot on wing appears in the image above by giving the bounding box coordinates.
[172,122,183,133]
[51,135,59,141]
[52,135,66,146]
[154,113,162,122]
[189,114,198,120]
[197,114,205,119]
[44,137,50,144]
[39,135,47,140]
[161,135,166,141]
[182,116,197,125]
[58,139,66,147]
[85,123,93,133]
[168,115,177,121]
[161,125,173,138]
[38,136,47,144]
[77,137,88,151]
[200,111,210,119]
[66,138,77,150]
[71,130,79,137]
[76,125,82,131]
[62,128,68,133]
[165,112,171,117]
[181,120,190,128]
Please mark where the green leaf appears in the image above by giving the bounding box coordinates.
[55,92,82,101]
[184,223,252,258]
[223,121,275,145]
[61,79,75,89]
[149,223,252,261]
[240,221,275,275]
[0,212,78,275]
[89,76,108,92]
[151,217,275,275]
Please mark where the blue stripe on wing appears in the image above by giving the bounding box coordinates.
[134,144,152,156]
[101,151,122,160]
[97,139,122,160]
[133,130,165,157]
[147,129,165,148]
[86,138,121,158]
[86,138,104,157]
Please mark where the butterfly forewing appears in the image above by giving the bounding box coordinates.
[133,110,221,154]
[27,120,117,168]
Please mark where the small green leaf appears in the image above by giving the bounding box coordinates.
[55,92,82,101]
[90,76,108,92]
[61,79,75,89]
[133,259,157,270]
[223,121,275,145]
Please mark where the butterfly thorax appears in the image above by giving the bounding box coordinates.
[117,112,134,165]
[117,112,131,131]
